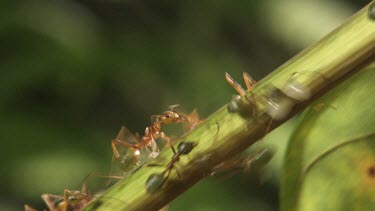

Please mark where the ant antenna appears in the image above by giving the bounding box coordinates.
[169,104,180,111]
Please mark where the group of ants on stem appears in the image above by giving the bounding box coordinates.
[25,70,318,211]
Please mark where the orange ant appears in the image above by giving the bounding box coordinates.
[145,141,197,193]
[25,184,91,211]
[25,173,129,211]
[111,105,201,165]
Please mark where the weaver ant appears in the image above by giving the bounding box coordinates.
[112,105,201,161]
[145,141,197,193]
[25,184,91,211]
[25,173,128,211]
[110,105,202,179]
[225,72,258,118]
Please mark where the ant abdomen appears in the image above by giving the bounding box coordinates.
[145,173,165,193]
[177,141,197,155]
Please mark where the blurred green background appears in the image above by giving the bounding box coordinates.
[0,0,369,210]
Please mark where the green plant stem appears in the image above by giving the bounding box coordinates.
[83,2,375,210]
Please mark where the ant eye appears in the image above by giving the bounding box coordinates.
[165,114,170,118]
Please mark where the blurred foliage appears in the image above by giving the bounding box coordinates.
[282,65,375,210]
[0,0,368,210]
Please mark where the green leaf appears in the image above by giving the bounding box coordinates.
[281,64,375,211]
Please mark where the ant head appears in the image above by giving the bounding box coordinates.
[160,111,186,124]
[177,141,197,155]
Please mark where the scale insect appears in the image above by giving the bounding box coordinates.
[145,141,197,193]
[265,71,326,120]
[226,71,325,120]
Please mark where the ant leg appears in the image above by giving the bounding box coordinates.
[91,172,124,180]
[243,72,256,91]
[175,168,182,179]
[160,132,173,150]
[162,169,172,185]
[111,140,121,159]
[169,141,177,155]
[255,112,274,150]
[313,102,337,111]
[41,194,61,211]
[63,189,70,201]
[111,139,136,159]
[103,166,126,186]
[86,172,124,185]
[225,72,246,97]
